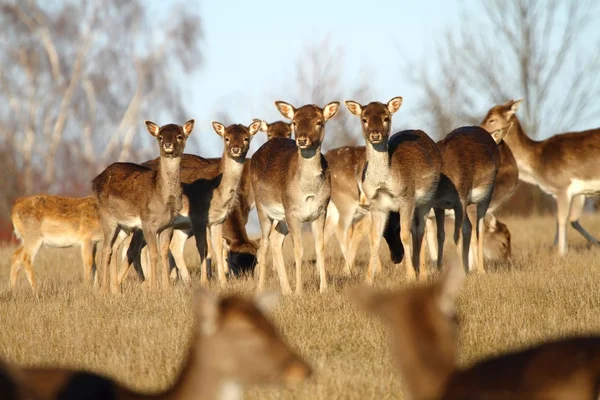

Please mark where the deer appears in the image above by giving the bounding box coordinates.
[7,288,312,400]
[344,97,442,283]
[9,195,103,291]
[255,118,292,140]
[323,145,405,274]
[251,101,339,295]
[92,119,194,293]
[430,126,503,273]
[118,121,261,287]
[481,99,600,255]
[351,259,600,400]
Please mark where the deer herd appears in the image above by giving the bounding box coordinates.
[3,97,600,398]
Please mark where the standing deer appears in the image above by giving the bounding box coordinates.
[345,97,442,282]
[9,289,312,399]
[352,260,600,400]
[252,101,340,295]
[255,118,292,140]
[481,99,600,255]
[9,196,103,290]
[92,119,194,293]
[431,126,502,272]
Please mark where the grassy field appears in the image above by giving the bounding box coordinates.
[1,214,600,399]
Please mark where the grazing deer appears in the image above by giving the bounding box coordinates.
[431,126,502,273]
[255,118,292,140]
[10,195,103,290]
[481,99,600,255]
[352,261,600,400]
[12,288,312,399]
[93,119,194,293]
[252,101,340,295]
[119,121,261,287]
[323,146,405,274]
[345,97,442,282]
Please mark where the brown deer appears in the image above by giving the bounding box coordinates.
[9,288,312,399]
[431,126,503,273]
[119,121,261,287]
[323,146,405,274]
[481,99,600,255]
[10,195,103,290]
[345,97,442,282]
[352,260,600,400]
[254,118,292,140]
[251,101,340,295]
[92,119,194,293]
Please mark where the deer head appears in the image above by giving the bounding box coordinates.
[344,97,402,145]
[483,214,511,262]
[480,99,523,135]
[212,120,261,160]
[274,101,340,150]
[193,288,312,385]
[254,119,292,140]
[145,119,194,158]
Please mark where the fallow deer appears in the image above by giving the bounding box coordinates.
[10,288,312,399]
[345,97,442,282]
[119,121,261,287]
[251,101,340,295]
[254,118,292,140]
[92,119,194,293]
[10,195,103,290]
[323,146,404,274]
[352,259,600,400]
[481,99,600,255]
[431,126,502,273]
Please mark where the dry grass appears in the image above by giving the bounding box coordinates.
[1,215,600,399]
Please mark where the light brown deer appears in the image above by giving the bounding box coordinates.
[481,99,600,255]
[10,195,103,290]
[119,121,261,287]
[345,97,442,282]
[323,146,405,273]
[352,260,600,400]
[431,126,503,273]
[92,119,194,293]
[251,101,340,295]
[254,118,292,140]
[9,288,312,399]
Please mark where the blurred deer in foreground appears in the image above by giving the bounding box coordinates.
[352,261,600,399]
[10,196,103,291]
[93,119,194,293]
[10,289,312,399]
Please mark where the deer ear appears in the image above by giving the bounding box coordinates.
[344,100,362,117]
[438,256,465,318]
[323,101,340,121]
[387,96,403,114]
[254,290,281,314]
[183,119,195,137]
[193,288,220,336]
[505,99,523,117]
[256,119,268,132]
[491,122,512,144]
[248,119,262,136]
[212,121,226,137]
[145,121,160,137]
[275,101,295,119]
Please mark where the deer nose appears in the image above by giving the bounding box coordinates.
[231,147,241,155]
[369,132,382,142]
[296,138,308,147]
[163,142,174,152]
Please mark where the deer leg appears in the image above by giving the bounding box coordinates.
[312,212,328,293]
[170,228,191,283]
[475,199,491,273]
[91,242,98,287]
[346,214,369,276]
[556,192,574,256]
[81,239,95,285]
[192,223,208,286]
[255,204,273,293]
[568,195,599,245]
[461,204,472,273]
[100,222,120,294]
[434,208,446,271]
[383,211,404,264]
[453,204,466,273]
[209,223,227,286]
[399,203,416,280]
[286,216,305,295]
[158,227,174,289]
[425,215,437,264]
[117,229,144,285]
[323,202,337,252]
[366,210,387,285]
[142,226,159,290]
[270,221,291,295]
[411,205,429,279]
[11,238,42,291]
[270,223,278,273]
[9,244,25,289]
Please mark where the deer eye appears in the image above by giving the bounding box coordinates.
[383,117,390,123]
[362,118,368,124]
[158,136,163,141]
[488,119,496,124]
[177,135,183,141]
[243,137,249,142]
[315,120,322,127]
[225,137,230,142]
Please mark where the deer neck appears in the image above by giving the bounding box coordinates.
[296,146,324,182]
[157,156,182,208]
[502,117,542,186]
[364,140,390,183]
[218,155,245,199]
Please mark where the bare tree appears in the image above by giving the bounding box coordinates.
[0,0,203,200]
[286,36,370,149]
[404,0,600,140]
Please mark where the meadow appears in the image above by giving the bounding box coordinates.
[1,214,600,399]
